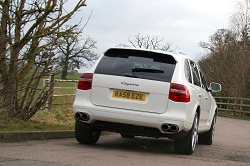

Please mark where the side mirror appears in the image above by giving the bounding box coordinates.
[208,82,221,92]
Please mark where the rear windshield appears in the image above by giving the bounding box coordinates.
[94,48,176,82]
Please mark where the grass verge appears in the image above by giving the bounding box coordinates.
[0,108,75,131]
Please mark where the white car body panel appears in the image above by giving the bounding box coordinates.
[91,74,170,114]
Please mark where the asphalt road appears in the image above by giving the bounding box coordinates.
[0,117,249,166]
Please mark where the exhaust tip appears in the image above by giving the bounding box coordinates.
[75,112,82,119]
[75,112,90,121]
[161,123,179,132]
[161,124,170,132]
[170,124,179,132]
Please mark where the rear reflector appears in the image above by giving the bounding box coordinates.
[169,83,190,102]
[77,73,93,90]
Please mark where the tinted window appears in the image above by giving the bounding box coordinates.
[95,48,176,82]
[190,61,201,87]
[184,60,192,83]
[197,64,207,89]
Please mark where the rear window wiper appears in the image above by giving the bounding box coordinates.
[132,67,164,73]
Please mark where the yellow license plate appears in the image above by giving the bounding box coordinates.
[112,89,146,101]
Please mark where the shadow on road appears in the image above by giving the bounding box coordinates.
[76,134,176,155]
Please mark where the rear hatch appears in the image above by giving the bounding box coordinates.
[91,48,177,114]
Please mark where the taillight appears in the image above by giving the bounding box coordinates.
[169,83,190,102]
[77,73,93,90]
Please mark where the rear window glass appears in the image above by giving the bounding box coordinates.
[94,48,176,82]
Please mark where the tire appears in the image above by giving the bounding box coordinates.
[198,113,217,145]
[120,133,135,138]
[174,113,199,155]
[75,120,101,145]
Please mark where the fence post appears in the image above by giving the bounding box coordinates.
[42,78,46,110]
[219,98,222,114]
[240,99,243,117]
[227,98,230,115]
[234,98,237,116]
[45,74,55,111]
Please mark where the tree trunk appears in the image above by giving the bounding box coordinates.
[61,60,69,80]
[2,75,18,118]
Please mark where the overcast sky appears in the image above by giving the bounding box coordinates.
[72,0,238,65]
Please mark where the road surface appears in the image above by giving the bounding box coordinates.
[0,117,249,166]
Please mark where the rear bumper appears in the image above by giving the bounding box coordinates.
[73,105,192,140]
[75,118,188,140]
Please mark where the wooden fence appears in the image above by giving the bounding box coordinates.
[215,97,250,117]
[43,77,78,110]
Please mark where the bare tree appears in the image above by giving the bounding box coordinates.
[199,0,250,98]
[56,28,98,79]
[200,29,239,96]
[230,0,250,38]
[0,0,87,120]
[199,28,250,97]
[128,33,177,52]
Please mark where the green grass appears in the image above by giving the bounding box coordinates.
[0,109,75,131]
[0,121,74,131]
[54,72,81,80]
[54,81,78,87]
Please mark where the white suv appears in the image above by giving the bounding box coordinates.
[73,47,221,155]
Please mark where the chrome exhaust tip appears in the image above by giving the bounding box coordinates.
[75,112,90,121]
[161,123,179,132]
